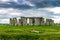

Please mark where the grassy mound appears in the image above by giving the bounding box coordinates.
[0,24,59,40]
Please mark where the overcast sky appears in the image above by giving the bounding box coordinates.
[0,0,60,24]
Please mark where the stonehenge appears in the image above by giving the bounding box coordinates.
[10,17,54,26]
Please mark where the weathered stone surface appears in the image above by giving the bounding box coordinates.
[13,18,17,26]
[27,17,45,26]
[21,17,27,26]
[46,19,54,25]
[18,19,21,26]
[39,17,45,25]
[10,17,54,26]
[29,18,35,25]
[34,18,40,25]
[10,18,17,26]
[30,30,40,33]
[10,18,13,25]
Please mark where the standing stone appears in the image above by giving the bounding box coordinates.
[27,18,29,25]
[28,17,35,25]
[29,18,34,25]
[10,18,13,25]
[46,19,50,25]
[49,19,54,25]
[39,17,45,25]
[28,17,45,26]
[21,17,27,26]
[52,20,54,25]
[18,19,21,25]
[46,19,54,25]
[34,17,41,25]
[13,18,17,26]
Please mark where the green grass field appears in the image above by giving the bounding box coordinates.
[0,25,60,40]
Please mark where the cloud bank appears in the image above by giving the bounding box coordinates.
[0,0,60,23]
[0,7,60,23]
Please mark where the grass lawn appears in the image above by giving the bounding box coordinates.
[0,24,60,40]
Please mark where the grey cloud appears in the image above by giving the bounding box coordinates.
[20,8,54,18]
[0,0,60,9]
[0,8,55,19]
[0,7,59,23]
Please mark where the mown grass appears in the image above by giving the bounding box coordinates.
[0,24,60,40]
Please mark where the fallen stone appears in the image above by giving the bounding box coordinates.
[30,30,40,33]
